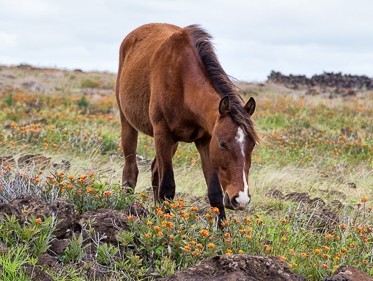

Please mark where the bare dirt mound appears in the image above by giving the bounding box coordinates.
[163,255,306,281]
[323,266,373,281]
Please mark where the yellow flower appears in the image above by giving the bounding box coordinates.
[300,252,308,258]
[144,232,152,238]
[341,246,347,253]
[281,236,288,242]
[279,256,287,261]
[146,221,153,226]
[207,243,216,249]
[322,245,330,251]
[313,249,322,255]
[225,249,233,255]
[238,249,244,254]
[245,235,252,240]
[325,233,334,239]
[196,243,203,249]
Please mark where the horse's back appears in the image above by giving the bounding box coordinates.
[117,24,182,136]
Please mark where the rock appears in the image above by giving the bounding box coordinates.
[18,154,51,170]
[49,238,70,255]
[163,255,306,281]
[78,208,129,243]
[37,253,61,270]
[323,266,373,281]
[265,189,284,200]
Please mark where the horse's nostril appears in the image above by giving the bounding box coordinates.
[231,195,240,209]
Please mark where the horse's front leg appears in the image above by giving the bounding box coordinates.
[154,132,178,202]
[195,140,226,226]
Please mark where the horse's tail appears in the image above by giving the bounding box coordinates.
[115,39,126,100]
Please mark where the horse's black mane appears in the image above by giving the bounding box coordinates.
[185,25,259,143]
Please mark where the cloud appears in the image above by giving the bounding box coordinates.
[1,0,373,80]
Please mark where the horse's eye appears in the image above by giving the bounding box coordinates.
[219,140,227,150]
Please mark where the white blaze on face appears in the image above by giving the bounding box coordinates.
[235,127,251,207]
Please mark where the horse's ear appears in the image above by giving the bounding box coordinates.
[219,96,231,116]
[244,97,256,116]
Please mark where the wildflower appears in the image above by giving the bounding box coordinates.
[205,213,213,220]
[281,236,288,242]
[300,252,308,258]
[207,243,216,249]
[192,249,200,256]
[280,219,289,224]
[89,172,94,178]
[211,207,220,214]
[182,212,190,219]
[325,233,334,239]
[341,246,347,253]
[56,172,64,178]
[189,240,196,246]
[127,215,137,221]
[35,218,43,224]
[183,245,191,252]
[178,199,185,207]
[223,232,231,239]
[289,249,295,255]
[86,186,93,193]
[264,245,271,252]
[349,243,355,248]
[279,256,287,261]
[190,206,198,212]
[322,264,328,269]
[103,190,112,196]
[153,226,161,232]
[238,249,244,254]
[362,260,368,265]
[322,245,330,251]
[68,175,75,181]
[139,192,148,199]
[225,249,233,255]
[245,235,252,240]
[144,232,152,238]
[146,221,153,226]
[156,209,163,216]
[196,243,203,249]
[157,231,163,237]
[33,177,40,183]
[199,229,209,237]
[323,254,331,259]
[361,196,368,203]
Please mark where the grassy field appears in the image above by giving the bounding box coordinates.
[0,65,372,280]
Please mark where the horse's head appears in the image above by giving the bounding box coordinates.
[210,96,257,210]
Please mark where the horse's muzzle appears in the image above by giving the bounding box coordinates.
[224,192,250,210]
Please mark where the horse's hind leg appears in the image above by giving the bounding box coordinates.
[120,113,139,190]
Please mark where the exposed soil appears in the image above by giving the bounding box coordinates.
[162,254,306,281]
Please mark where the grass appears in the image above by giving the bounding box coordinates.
[0,67,372,280]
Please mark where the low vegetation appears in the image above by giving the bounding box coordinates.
[0,66,372,280]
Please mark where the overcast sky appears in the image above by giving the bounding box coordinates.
[1,0,372,81]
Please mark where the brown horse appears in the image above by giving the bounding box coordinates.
[116,23,259,222]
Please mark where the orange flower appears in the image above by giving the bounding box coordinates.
[183,245,191,252]
[35,218,43,224]
[146,221,153,226]
[264,245,271,252]
[211,207,220,214]
[153,226,161,232]
[103,190,112,196]
[199,229,209,237]
[322,264,328,269]
[361,196,368,203]
[190,206,198,212]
